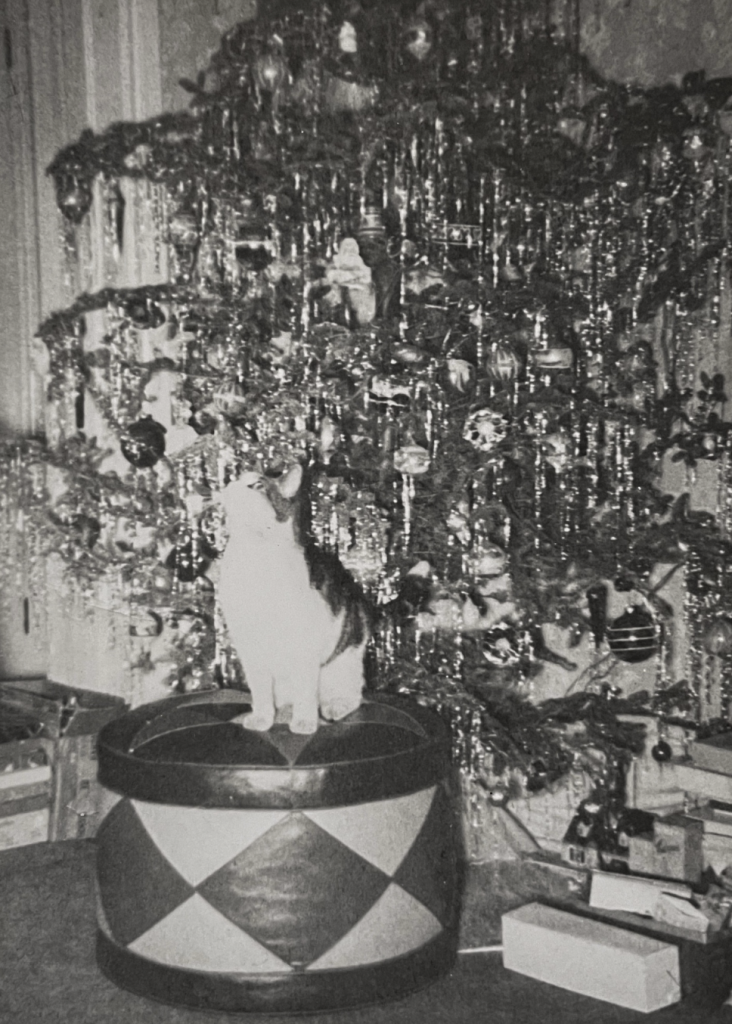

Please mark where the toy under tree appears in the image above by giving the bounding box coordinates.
[5,0,732,815]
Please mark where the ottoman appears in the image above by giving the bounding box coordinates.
[95,690,462,1012]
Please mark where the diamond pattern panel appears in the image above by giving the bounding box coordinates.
[393,781,459,927]
[307,883,443,971]
[96,800,194,946]
[129,894,293,974]
[198,812,390,968]
[132,800,288,886]
[304,786,436,875]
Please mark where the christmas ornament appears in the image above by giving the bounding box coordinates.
[394,444,430,476]
[253,51,288,93]
[392,343,428,367]
[357,205,386,247]
[124,299,166,330]
[474,545,508,577]
[482,624,521,666]
[464,409,508,454]
[651,740,672,763]
[403,17,433,61]
[703,617,732,656]
[70,514,101,550]
[369,376,411,409]
[485,345,519,382]
[168,211,199,250]
[606,606,659,663]
[532,348,574,371]
[541,431,572,473]
[120,416,167,469]
[165,538,212,582]
[446,358,474,392]
[56,172,92,224]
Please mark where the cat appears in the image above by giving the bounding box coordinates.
[217,463,371,734]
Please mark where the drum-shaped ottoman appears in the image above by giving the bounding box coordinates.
[95,691,462,1013]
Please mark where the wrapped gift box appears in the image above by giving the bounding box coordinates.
[502,902,681,1013]
[0,679,127,841]
[0,706,54,850]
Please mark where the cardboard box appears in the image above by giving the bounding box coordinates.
[0,678,126,738]
[0,805,50,850]
[502,902,681,1013]
[689,733,732,777]
[628,813,704,884]
[554,897,732,1007]
[589,871,691,916]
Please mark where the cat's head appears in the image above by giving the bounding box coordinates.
[220,464,303,534]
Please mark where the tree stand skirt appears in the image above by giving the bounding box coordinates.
[95,691,462,1013]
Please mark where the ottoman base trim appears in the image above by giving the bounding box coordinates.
[96,924,458,1013]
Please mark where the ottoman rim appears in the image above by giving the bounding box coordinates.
[97,692,453,809]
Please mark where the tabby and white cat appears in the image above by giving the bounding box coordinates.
[217,464,371,734]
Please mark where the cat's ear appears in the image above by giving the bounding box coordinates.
[277,463,303,500]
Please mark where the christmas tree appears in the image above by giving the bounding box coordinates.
[5,0,732,802]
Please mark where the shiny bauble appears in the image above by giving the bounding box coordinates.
[357,205,386,246]
[120,416,167,469]
[124,299,166,330]
[70,514,101,550]
[482,624,521,666]
[392,343,429,367]
[474,545,508,577]
[168,211,199,250]
[532,347,574,371]
[403,17,433,61]
[703,617,732,657]
[56,173,93,224]
[606,606,658,663]
[234,241,273,271]
[464,408,509,454]
[188,408,217,435]
[165,538,212,582]
[368,376,411,409]
[446,358,474,393]
[485,345,519,382]
[253,52,288,92]
[526,759,548,792]
[488,786,508,806]
[651,740,672,763]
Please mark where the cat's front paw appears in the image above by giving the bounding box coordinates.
[320,697,361,722]
[233,711,275,732]
[289,716,319,735]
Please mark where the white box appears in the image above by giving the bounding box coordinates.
[502,902,681,1013]
[0,806,50,850]
[590,871,691,916]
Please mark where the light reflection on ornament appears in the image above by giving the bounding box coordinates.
[253,51,288,92]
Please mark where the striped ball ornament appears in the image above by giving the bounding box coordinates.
[606,606,658,663]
